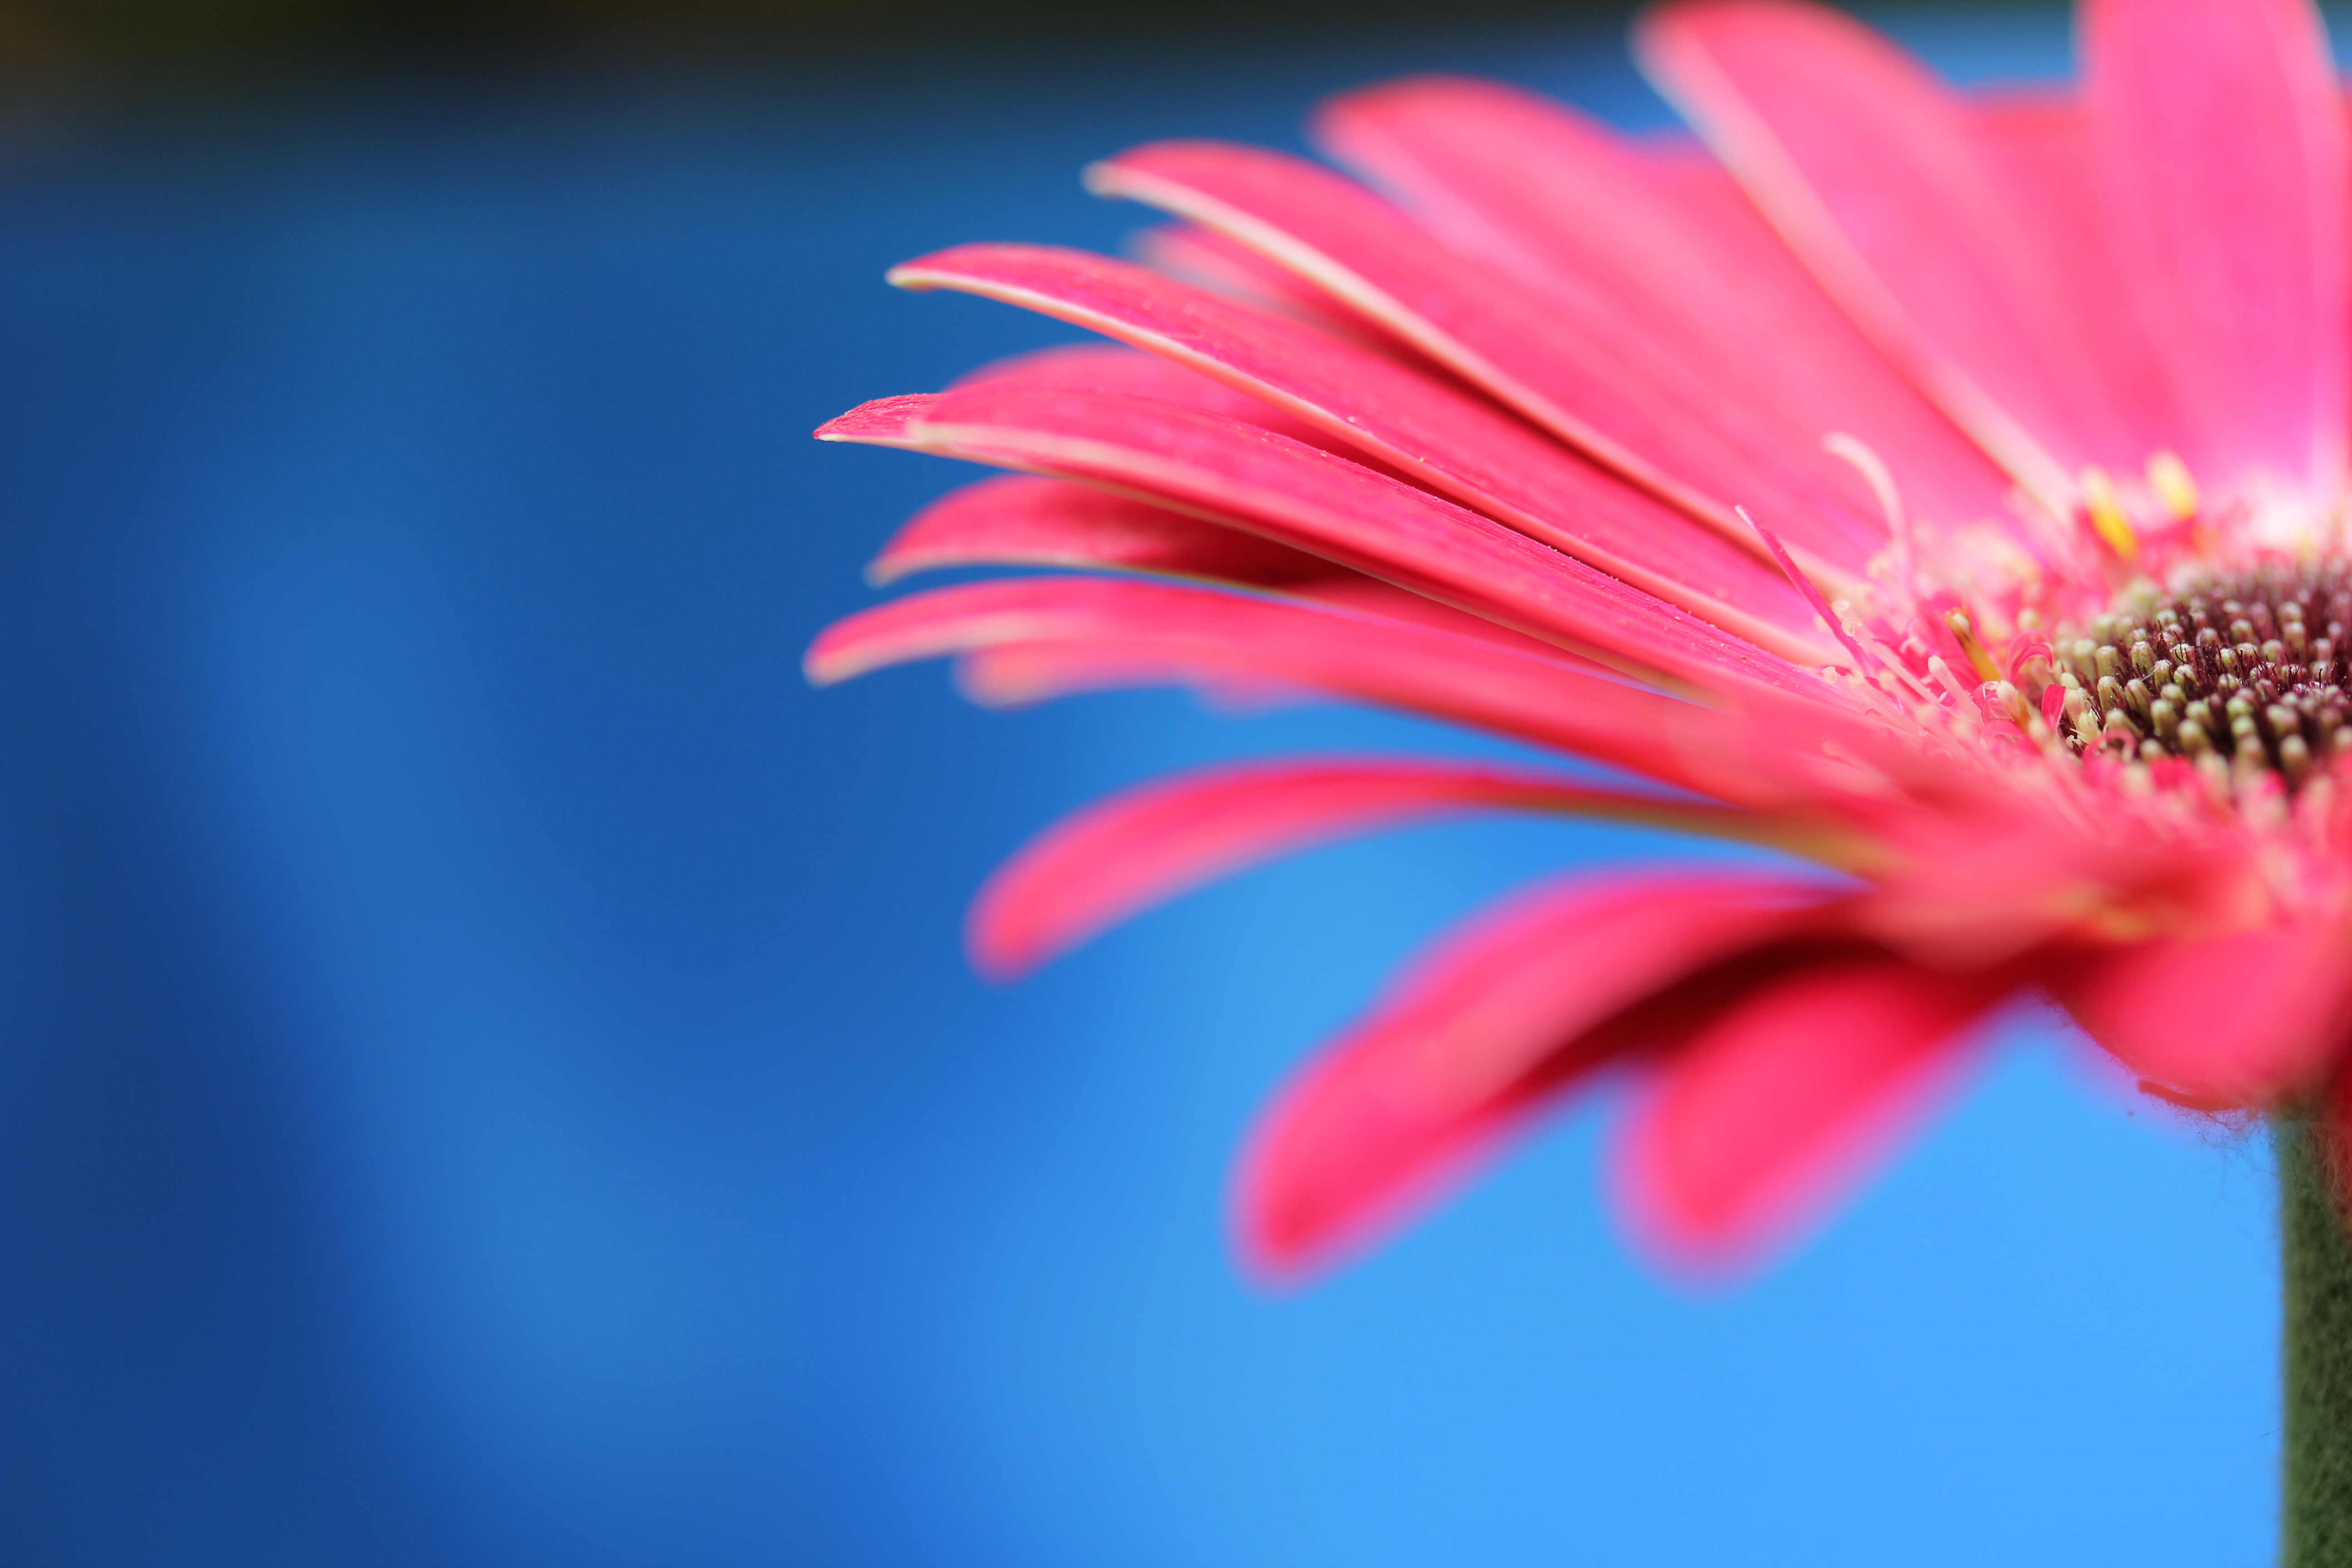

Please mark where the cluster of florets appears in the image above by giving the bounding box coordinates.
[2027,565,2352,787]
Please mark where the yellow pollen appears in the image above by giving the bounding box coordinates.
[2079,466,2138,558]
[1944,610,2001,682]
[2146,450,2200,521]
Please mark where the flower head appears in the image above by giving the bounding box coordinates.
[810,0,2352,1277]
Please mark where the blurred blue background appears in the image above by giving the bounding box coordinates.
[0,8,2283,1564]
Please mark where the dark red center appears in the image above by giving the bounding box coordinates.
[2058,564,2352,784]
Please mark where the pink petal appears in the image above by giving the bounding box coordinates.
[1612,951,2008,1269]
[1313,74,2019,544]
[872,473,1329,587]
[813,392,934,445]
[965,342,1544,527]
[973,756,1839,978]
[1636,0,2154,506]
[841,380,1839,693]
[1084,139,1886,574]
[1133,221,1391,346]
[1278,577,1627,664]
[2050,918,2352,1105]
[1842,794,2215,963]
[804,576,1811,804]
[1963,91,2188,486]
[954,341,1339,442]
[2082,0,2349,500]
[872,474,1609,668]
[949,341,1465,496]
[891,243,1820,639]
[1236,871,1847,1275]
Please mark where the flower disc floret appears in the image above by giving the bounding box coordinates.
[2048,564,2352,788]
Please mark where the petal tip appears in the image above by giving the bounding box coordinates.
[799,643,843,688]
[814,393,933,444]
[885,254,960,292]
[962,900,1041,983]
[1079,159,1122,198]
[800,607,902,687]
[1225,1080,1425,1285]
[1230,1152,1345,1291]
[1606,1112,1745,1283]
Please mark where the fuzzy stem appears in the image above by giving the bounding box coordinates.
[2281,1117,2352,1565]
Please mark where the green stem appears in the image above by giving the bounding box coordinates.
[2281,1117,2352,1565]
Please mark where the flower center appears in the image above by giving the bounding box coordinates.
[2053,564,2352,786]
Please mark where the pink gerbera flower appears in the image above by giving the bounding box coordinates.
[810,0,2352,1294]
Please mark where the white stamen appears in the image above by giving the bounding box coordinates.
[1824,432,1914,601]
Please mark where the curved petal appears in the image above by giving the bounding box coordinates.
[1235,871,1850,1276]
[872,473,1329,587]
[804,577,1842,805]
[1134,220,1392,345]
[872,474,1611,667]
[815,392,934,445]
[952,342,1460,493]
[1085,138,1888,574]
[1612,953,2009,1269]
[953,341,1350,449]
[891,243,1820,635]
[1636,0,2153,508]
[2050,914,2352,1105]
[1312,74,2019,544]
[973,756,1873,977]
[820,385,1838,692]
[2082,0,2349,503]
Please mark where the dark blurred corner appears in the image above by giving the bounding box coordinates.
[0,0,2068,92]
[0,0,1651,80]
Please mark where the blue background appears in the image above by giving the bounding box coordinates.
[0,11,2282,1564]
